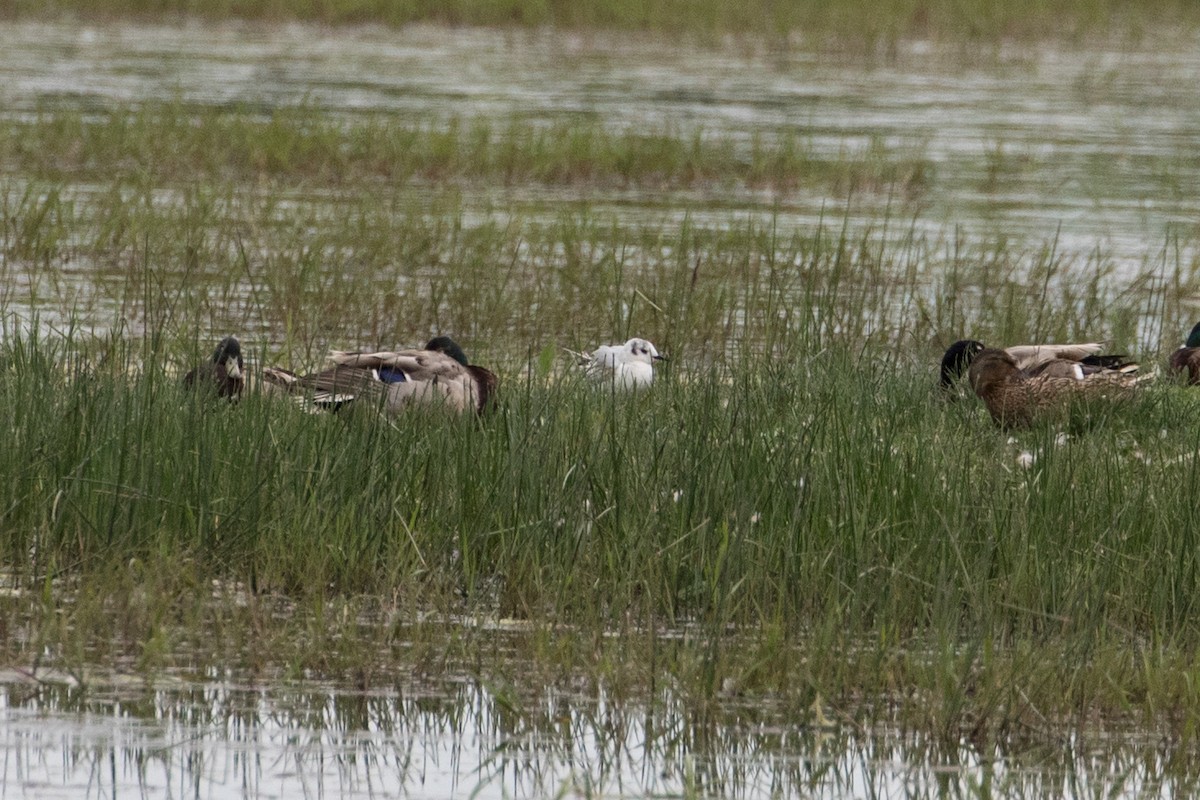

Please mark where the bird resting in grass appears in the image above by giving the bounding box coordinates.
[940,338,1137,393]
[184,335,245,401]
[574,337,665,390]
[967,347,1147,427]
[262,336,497,416]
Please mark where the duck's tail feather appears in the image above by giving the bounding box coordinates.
[261,365,361,412]
[1079,354,1139,374]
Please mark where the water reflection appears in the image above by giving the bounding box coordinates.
[0,673,1196,798]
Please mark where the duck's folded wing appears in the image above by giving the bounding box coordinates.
[327,350,466,382]
[261,366,300,392]
[1023,359,1086,380]
[1005,343,1105,370]
[263,364,384,408]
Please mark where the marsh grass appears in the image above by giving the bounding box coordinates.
[0,105,931,196]
[3,168,1191,370]
[1,0,1195,45]
[6,307,1200,734]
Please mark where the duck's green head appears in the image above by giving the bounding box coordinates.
[1185,322,1200,348]
[425,336,469,366]
[940,339,985,389]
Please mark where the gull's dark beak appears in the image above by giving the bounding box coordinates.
[653,354,667,361]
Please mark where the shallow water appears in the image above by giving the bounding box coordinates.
[0,667,1193,799]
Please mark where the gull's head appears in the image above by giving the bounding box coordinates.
[622,338,664,365]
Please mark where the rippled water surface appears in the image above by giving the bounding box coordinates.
[1,21,1198,265]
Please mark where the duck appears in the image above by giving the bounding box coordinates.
[184,336,244,400]
[262,336,497,416]
[577,338,665,390]
[1169,322,1200,384]
[967,347,1146,427]
[940,339,1136,392]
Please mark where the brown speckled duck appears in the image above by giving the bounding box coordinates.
[940,338,1136,393]
[967,347,1146,427]
[1169,322,1200,384]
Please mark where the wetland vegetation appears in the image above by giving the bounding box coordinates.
[4,0,1199,44]
[1,11,1200,799]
